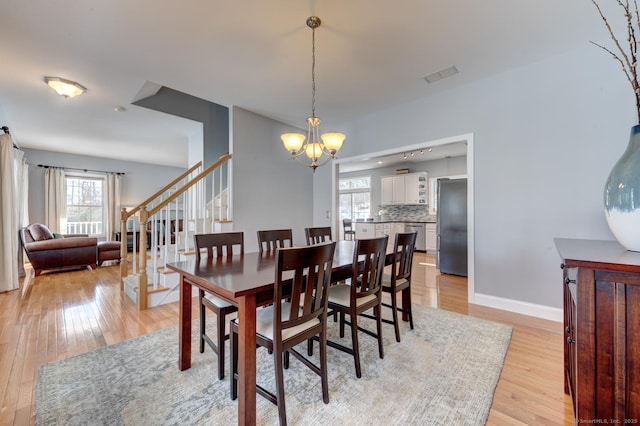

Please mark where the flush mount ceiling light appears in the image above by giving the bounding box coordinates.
[44,76,86,98]
[281,16,345,172]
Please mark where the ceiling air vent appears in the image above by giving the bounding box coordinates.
[424,65,459,84]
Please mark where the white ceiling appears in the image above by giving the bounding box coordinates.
[339,141,468,173]
[0,0,606,168]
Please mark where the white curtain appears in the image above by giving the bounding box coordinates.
[0,133,28,292]
[14,149,29,277]
[45,167,66,233]
[105,173,122,241]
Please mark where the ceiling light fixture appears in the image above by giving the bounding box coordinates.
[281,16,345,172]
[44,77,86,98]
[423,65,459,84]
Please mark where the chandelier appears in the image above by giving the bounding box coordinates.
[281,16,345,172]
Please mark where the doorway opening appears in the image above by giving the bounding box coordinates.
[332,133,475,304]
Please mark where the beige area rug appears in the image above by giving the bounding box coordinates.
[36,304,512,425]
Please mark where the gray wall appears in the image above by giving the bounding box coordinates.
[314,43,630,312]
[23,148,185,225]
[231,107,314,252]
[134,87,229,195]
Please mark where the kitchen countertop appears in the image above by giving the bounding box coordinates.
[355,218,436,224]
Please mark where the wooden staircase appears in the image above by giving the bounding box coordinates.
[119,153,232,309]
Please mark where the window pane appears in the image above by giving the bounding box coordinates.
[66,176,105,236]
[353,192,370,220]
[339,192,370,220]
[339,176,370,190]
[339,193,353,220]
[339,175,371,221]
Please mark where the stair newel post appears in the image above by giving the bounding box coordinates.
[120,208,128,289]
[138,208,149,310]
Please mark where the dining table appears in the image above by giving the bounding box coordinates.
[166,239,406,426]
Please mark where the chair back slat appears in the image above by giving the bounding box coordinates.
[393,232,417,283]
[305,226,332,245]
[273,242,336,333]
[194,232,244,263]
[257,229,293,253]
[351,236,388,301]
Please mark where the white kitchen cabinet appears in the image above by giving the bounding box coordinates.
[381,176,405,204]
[381,172,427,205]
[405,172,428,205]
[425,223,437,253]
[374,223,392,251]
[375,222,404,251]
[374,223,389,238]
[355,222,374,239]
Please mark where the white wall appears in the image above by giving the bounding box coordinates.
[231,107,314,252]
[315,43,634,316]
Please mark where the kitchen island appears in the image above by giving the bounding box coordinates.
[354,218,435,252]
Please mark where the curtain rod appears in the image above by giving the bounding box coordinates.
[35,164,125,175]
[1,125,21,150]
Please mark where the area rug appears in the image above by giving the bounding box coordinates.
[36,304,512,425]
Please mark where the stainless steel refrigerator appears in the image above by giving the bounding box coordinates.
[436,178,468,276]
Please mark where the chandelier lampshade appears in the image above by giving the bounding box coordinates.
[282,133,306,153]
[281,16,345,171]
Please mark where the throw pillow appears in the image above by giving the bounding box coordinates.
[29,224,54,241]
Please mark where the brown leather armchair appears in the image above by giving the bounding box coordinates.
[20,223,98,276]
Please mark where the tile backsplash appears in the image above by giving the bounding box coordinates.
[376,204,433,221]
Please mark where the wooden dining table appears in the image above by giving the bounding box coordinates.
[166,239,406,426]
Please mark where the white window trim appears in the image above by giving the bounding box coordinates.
[65,172,107,238]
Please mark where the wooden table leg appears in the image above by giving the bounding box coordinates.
[178,275,192,371]
[237,294,257,426]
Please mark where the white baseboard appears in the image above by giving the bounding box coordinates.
[473,293,563,322]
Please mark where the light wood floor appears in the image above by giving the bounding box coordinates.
[0,253,574,425]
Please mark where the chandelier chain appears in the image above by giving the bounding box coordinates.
[311,26,316,118]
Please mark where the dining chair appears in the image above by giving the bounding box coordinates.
[342,219,356,240]
[305,226,332,245]
[257,229,293,253]
[194,232,243,380]
[365,231,417,342]
[325,235,388,378]
[230,241,336,426]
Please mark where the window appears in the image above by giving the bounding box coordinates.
[339,176,371,221]
[65,174,105,236]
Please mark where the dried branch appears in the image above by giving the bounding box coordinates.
[591,0,640,123]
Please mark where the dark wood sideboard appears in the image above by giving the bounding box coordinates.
[555,238,640,424]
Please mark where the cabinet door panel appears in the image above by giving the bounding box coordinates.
[627,284,640,420]
[392,176,405,204]
[594,280,616,418]
[381,177,394,205]
[404,174,419,204]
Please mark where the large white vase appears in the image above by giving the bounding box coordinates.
[604,125,640,251]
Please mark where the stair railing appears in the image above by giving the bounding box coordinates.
[119,153,231,310]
